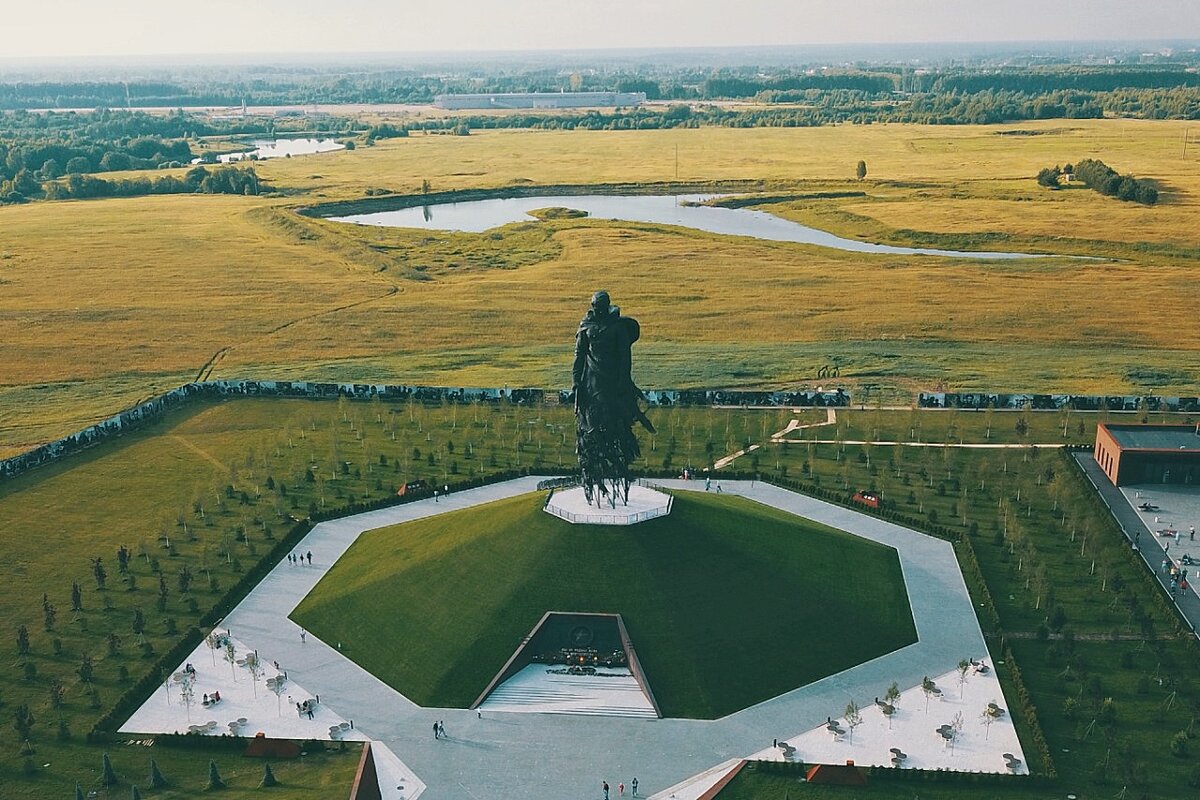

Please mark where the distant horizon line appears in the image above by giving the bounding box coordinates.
[3,37,1199,67]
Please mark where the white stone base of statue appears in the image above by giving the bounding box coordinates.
[543,485,672,526]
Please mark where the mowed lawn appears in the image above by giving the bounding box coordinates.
[292,491,917,719]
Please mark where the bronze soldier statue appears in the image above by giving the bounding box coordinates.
[572,290,655,506]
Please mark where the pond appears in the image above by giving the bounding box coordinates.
[329,193,1053,259]
[197,138,344,164]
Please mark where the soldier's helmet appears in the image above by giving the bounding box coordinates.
[590,290,611,313]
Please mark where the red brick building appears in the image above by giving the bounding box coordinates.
[1094,423,1200,486]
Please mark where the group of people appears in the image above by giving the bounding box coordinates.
[201,690,221,706]
[295,698,318,719]
[1161,557,1191,594]
[432,720,448,739]
[288,551,313,566]
[601,778,638,798]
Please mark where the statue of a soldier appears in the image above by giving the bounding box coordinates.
[572,290,655,506]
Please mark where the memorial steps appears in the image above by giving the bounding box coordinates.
[479,667,658,718]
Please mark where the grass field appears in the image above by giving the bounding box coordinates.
[291,491,916,719]
[0,394,797,790]
[8,741,362,800]
[3,394,1199,795]
[4,119,1200,455]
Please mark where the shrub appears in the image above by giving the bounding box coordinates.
[149,758,168,788]
[206,759,225,789]
[101,752,118,786]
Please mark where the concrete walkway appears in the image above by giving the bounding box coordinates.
[713,408,837,469]
[121,476,1005,800]
[1074,453,1200,635]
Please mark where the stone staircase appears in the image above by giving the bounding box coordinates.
[479,667,658,718]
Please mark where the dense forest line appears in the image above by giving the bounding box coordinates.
[4,65,1200,109]
[0,108,359,201]
[2,164,260,203]
[3,64,1200,204]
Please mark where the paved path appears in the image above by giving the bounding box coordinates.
[714,408,837,469]
[777,439,1067,449]
[140,477,1000,799]
[1072,453,1200,636]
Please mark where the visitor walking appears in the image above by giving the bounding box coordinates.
[306,551,312,565]
[300,629,306,643]
[433,721,440,740]
[619,781,625,796]
[438,720,446,739]
[603,780,610,800]
[631,777,638,796]
[704,477,711,492]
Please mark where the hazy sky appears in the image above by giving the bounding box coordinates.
[5,1,1200,59]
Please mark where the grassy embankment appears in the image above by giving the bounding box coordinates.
[291,491,916,719]
[4,120,1200,456]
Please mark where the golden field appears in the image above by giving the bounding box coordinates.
[3,119,1200,454]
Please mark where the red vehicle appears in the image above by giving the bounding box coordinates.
[853,490,881,509]
[397,479,429,497]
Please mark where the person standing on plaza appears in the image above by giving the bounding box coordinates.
[631,777,638,796]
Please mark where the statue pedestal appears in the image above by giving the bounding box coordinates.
[544,485,672,526]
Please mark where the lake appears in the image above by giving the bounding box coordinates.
[197,138,344,164]
[329,194,1051,259]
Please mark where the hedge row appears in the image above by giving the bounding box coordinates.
[91,515,318,738]
[748,759,1054,787]
[89,625,204,740]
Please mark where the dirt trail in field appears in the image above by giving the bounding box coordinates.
[168,434,229,472]
[194,285,400,381]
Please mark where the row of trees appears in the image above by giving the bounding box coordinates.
[5,65,1199,108]
[1072,158,1160,204]
[29,165,261,203]
[390,88,1197,136]
[1038,158,1161,205]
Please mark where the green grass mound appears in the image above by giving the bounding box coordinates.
[292,492,916,719]
[527,205,589,220]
